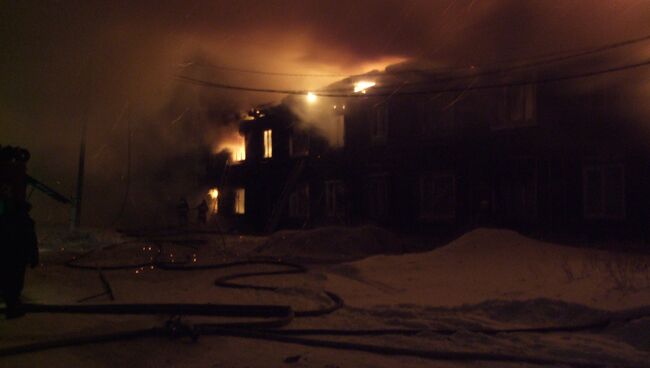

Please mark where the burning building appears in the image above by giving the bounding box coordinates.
[213,66,650,238]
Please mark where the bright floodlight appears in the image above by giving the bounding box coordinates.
[306,92,317,103]
[354,81,376,93]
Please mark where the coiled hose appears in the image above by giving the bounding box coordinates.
[1,233,645,368]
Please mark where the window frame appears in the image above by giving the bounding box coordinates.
[366,173,389,220]
[333,114,345,148]
[289,131,310,157]
[419,172,456,221]
[325,180,345,218]
[419,95,456,136]
[263,129,273,158]
[234,188,245,215]
[288,183,310,219]
[582,164,625,220]
[492,84,537,130]
[371,104,389,144]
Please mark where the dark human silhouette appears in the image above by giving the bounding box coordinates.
[0,201,38,319]
[176,197,189,227]
[197,200,209,225]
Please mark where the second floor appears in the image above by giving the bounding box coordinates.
[227,82,644,167]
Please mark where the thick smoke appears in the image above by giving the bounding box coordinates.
[2,1,650,226]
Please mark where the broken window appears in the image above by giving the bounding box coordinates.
[233,134,246,162]
[290,131,309,157]
[583,164,625,220]
[234,188,245,214]
[420,173,456,220]
[263,129,272,158]
[492,84,536,129]
[325,180,345,218]
[288,183,309,218]
[371,104,388,144]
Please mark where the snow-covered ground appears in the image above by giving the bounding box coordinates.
[1,226,649,367]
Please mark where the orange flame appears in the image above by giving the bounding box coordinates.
[216,133,246,162]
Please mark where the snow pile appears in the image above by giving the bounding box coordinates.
[611,317,650,351]
[256,226,404,262]
[326,228,650,310]
[37,225,126,252]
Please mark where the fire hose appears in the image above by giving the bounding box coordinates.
[1,236,647,367]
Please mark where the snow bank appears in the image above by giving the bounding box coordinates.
[326,228,650,310]
[256,226,404,262]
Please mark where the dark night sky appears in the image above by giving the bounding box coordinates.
[2,1,650,225]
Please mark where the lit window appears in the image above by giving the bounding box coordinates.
[208,188,219,214]
[232,134,246,162]
[234,188,245,214]
[263,129,272,158]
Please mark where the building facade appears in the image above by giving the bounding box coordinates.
[217,82,650,238]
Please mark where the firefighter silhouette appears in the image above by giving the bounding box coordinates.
[1,200,38,319]
[197,199,209,225]
[176,197,189,227]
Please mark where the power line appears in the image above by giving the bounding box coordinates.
[179,62,348,78]
[393,31,650,86]
[177,57,650,98]
[179,31,650,80]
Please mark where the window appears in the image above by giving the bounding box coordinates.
[234,188,245,214]
[583,164,625,220]
[288,184,309,218]
[325,180,345,218]
[233,134,246,162]
[263,129,272,158]
[492,84,536,129]
[366,174,389,220]
[333,115,345,148]
[420,173,456,220]
[419,95,455,135]
[371,104,388,143]
[290,131,309,157]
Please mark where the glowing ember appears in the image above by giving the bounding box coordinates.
[354,81,375,93]
[306,92,317,103]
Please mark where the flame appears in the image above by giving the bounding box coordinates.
[209,188,219,214]
[232,144,246,161]
[306,92,317,103]
[354,81,375,93]
[208,188,219,200]
[216,133,246,162]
